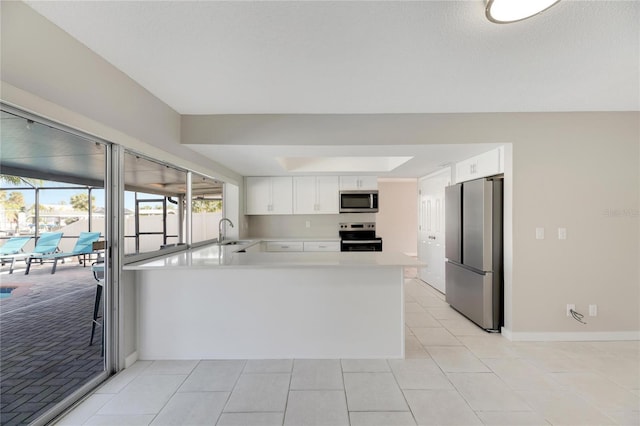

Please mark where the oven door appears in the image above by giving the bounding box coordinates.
[341,240,383,252]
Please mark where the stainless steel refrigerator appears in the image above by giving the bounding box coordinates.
[445,177,503,331]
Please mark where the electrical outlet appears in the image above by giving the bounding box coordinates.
[566,304,575,317]
[558,227,567,240]
[589,304,598,317]
[536,227,545,240]
[305,221,311,228]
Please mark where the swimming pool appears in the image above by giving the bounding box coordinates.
[0,287,16,299]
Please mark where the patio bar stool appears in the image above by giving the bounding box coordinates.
[90,261,104,356]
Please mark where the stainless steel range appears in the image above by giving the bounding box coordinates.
[339,222,383,252]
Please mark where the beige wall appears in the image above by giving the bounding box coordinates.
[506,114,639,334]
[247,212,376,239]
[377,180,418,256]
[2,2,638,337]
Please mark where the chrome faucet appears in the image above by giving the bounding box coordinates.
[218,218,234,243]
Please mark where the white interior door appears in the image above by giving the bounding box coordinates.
[417,168,451,293]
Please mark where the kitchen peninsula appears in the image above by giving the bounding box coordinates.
[124,241,422,360]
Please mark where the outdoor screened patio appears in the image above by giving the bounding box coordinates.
[0,259,103,425]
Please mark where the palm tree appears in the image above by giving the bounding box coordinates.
[0,175,41,234]
[0,174,41,187]
[0,175,23,185]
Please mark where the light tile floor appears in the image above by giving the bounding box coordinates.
[55,277,640,426]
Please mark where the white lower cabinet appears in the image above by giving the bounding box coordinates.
[265,241,304,252]
[264,240,340,252]
[303,241,340,252]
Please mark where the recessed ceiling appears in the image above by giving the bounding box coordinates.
[277,156,414,173]
[186,144,502,178]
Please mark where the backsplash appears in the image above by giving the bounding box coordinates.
[246,213,376,238]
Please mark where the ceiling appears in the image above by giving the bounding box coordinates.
[0,111,223,196]
[0,111,106,187]
[18,1,640,178]
[24,0,639,114]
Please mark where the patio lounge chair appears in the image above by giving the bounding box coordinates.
[0,236,32,256]
[1,233,62,274]
[25,232,100,275]
[0,236,32,273]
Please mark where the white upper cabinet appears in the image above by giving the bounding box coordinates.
[293,176,339,214]
[245,176,293,215]
[339,175,378,190]
[245,177,271,215]
[455,147,504,183]
[270,177,294,214]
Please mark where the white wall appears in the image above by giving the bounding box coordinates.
[377,179,417,256]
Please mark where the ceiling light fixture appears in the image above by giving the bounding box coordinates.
[485,0,561,23]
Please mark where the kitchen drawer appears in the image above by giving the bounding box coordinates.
[303,241,340,252]
[265,241,304,252]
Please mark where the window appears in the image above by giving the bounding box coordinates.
[191,174,224,244]
[123,152,186,255]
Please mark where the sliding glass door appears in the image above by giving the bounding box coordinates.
[0,106,114,426]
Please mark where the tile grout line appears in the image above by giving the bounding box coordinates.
[216,359,247,425]
[153,360,188,425]
[386,357,420,426]
[339,359,351,426]
[282,360,294,426]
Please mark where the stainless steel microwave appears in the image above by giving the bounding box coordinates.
[339,190,379,213]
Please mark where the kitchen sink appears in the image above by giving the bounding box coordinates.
[220,240,253,246]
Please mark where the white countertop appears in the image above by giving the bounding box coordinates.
[253,237,341,242]
[124,241,423,270]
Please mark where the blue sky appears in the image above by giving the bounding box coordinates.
[2,179,172,210]
[2,187,145,210]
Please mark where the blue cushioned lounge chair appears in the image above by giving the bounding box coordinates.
[25,232,100,274]
[1,232,63,274]
[0,236,32,273]
[0,236,32,256]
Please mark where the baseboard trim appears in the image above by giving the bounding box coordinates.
[124,351,139,368]
[501,328,640,342]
